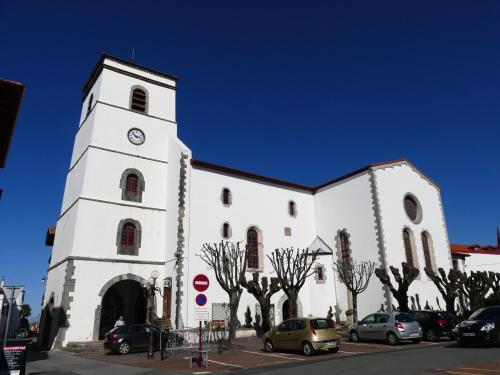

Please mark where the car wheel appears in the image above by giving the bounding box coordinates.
[329,347,340,353]
[425,329,438,342]
[349,331,360,343]
[118,341,130,355]
[387,332,399,346]
[264,339,274,353]
[302,341,315,356]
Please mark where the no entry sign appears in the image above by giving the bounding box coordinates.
[193,274,209,292]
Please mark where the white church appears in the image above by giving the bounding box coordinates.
[41,54,453,349]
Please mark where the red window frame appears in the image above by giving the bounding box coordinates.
[122,224,136,247]
[247,229,259,269]
[126,174,139,194]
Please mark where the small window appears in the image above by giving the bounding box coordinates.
[222,223,231,239]
[316,266,324,281]
[116,219,141,255]
[130,88,148,113]
[284,227,292,236]
[404,195,421,223]
[452,259,459,272]
[288,201,296,217]
[247,229,259,269]
[87,93,94,116]
[121,223,136,247]
[120,169,145,203]
[421,231,434,271]
[222,188,232,206]
[340,231,351,264]
[403,229,414,266]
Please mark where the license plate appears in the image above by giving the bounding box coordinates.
[325,341,337,347]
[410,333,419,337]
[462,333,476,337]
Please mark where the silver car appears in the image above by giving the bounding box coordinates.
[348,312,422,345]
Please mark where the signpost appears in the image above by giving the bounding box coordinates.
[0,341,27,375]
[193,274,209,368]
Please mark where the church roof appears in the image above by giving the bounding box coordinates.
[191,158,439,193]
[450,244,500,256]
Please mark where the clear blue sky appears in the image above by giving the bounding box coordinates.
[1,1,499,315]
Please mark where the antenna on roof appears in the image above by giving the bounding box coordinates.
[130,48,135,63]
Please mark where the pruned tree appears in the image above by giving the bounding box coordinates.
[241,272,281,334]
[268,248,320,318]
[333,259,375,322]
[487,272,500,305]
[425,267,461,314]
[459,271,492,316]
[198,241,247,344]
[375,263,419,312]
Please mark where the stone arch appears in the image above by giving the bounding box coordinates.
[116,218,142,255]
[276,293,303,323]
[402,226,420,269]
[93,274,148,340]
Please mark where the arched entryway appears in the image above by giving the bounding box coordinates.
[40,296,54,349]
[94,274,148,339]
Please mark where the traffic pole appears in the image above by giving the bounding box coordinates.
[198,320,202,367]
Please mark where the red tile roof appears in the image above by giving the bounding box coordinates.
[450,244,500,256]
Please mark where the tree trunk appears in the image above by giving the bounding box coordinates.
[228,290,242,345]
[352,293,358,323]
[396,292,409,312]
[288,291,299,318]
[260,299,271,334]
[445,297,456,314]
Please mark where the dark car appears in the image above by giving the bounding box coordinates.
[452,305,500,347]
[103,324,167,354]
[411,311,458,341]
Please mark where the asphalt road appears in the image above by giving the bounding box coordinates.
[239,344,500,375]
[26,343,500,375]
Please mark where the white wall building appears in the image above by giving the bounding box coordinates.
[41,54,454,348]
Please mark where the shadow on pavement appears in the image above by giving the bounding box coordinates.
[26,344,49,363]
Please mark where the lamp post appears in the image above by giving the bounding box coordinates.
[147,270,159,359]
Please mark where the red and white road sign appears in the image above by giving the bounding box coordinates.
[193,274,210,292]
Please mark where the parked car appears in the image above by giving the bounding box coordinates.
[452,305,500,347]
[263,318,340,356]
[103,324,167,354]
[15,328,29,339]
[410,311,458,341]
[349,312,422,345]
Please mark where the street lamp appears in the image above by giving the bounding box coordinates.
[147,270,159,359]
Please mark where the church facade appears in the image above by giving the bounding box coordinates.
[41,54,452,348]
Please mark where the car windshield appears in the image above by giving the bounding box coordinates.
[311,319,335,329]
[395,313,415,322]
[469,307,499,321]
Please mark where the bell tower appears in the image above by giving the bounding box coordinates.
[41,54,191,348]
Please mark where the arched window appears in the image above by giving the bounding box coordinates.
[120,169,145,203]
[87,93,94,116]
[117,219,142,255]
[288,201,296,217]
[403,228,414,266]
[421,231,434,271]
[222,188,232,206]
[247,229,259,269]
[222,223,231,239]
[130,87,148,113]
[122,223,136,246]
[339,231,351,264]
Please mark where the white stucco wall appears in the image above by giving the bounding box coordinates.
[374,163,452,311]
[314,172,384,321]
[463,253,500,274]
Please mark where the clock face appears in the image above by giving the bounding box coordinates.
[128,128,145,145]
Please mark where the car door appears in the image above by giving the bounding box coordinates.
[289,319,306,350]
[274,320,294,350]
[130,325,148,350]
[357,314,376,340]
[372,314,390,340]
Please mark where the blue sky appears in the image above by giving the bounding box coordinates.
[1,1,499,315]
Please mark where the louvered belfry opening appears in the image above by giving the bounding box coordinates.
[131,88,147,113]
